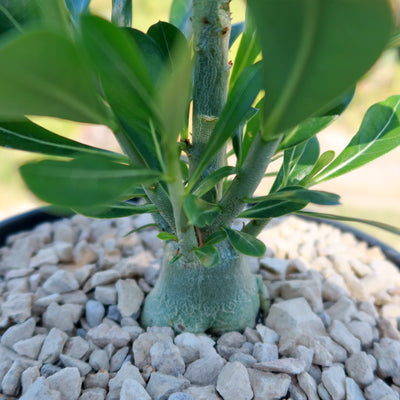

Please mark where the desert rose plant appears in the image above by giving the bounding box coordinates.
[0,0,399,333]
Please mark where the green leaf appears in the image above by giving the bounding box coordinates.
[239,199,308,220]
[230,10,260,90]
[223,227,266,257]
[74,202,158,219]
[112,0,132,27]
[168,253,183,265]
[299,150,335,186]
[192,166,237,197]
[123,28,165,82]
[203,230,227,246]
[36,0,70,33]
[229,22,244,48]
[296,211,400,235]
[194,245,220,268]
[184,195,221,228]
[244,187,340,205]
[65,0,90,18]
[0,0,37,34]
[0,118,126,161]
[247,0,394,138]
[169,0,192,38]
[20,156,161,208]
[157,232,178,241]
[188,63,262,192]
[0,30,112,125]
[312,95,400,184]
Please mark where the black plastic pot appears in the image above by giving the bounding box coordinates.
[1,208,400,268]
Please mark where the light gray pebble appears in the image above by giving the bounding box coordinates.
[280,279,323,312]
[252,342,279,362]
[345,351,375,387]
[30,247,59,268]
[326,297,358,323]
[120,378,151,400]
[41,364,63,378]
[316,335,347,363]
[110,346,129,372]
[116,279,144,317]
[79,388,106,400]
[345,378,365,400]
[73,240,98,266]
[291,345,314,371]
[184,354,225,386]
[106,305,122,322]
[184,385,219,400]
[1,359,25,396]
[20,377,61,400]
[298,372,319,400]
[13,334,46,359]
[43,270,79,294]
[328,319,361,354]
[39,328,69,364]
[89,270,120,289]
[132,332,160,369]
[216,361,253,400]
[347,320,374,347]
[229,352,257,367]
[150,339,186,376]
[318,382,333,400]
[1,317,36,348]
[147,372,190,400]
[217,331,246,348]
[47,367,82,400]
[54,222,76,244]
[321,365,346,400]
[1,292,34,323]
[64,336,90,360]
[108,362,145,392]
[374,338,400,379]
[60,290,88,305]
[21,366,40,394]
[168,393,193,400]
[84,371,109,390]
[43,303,82,332]
[94,286,117,305]
[254,357,306,374]
[123,325,144,341]
[247,369,291,400]
[244,327,261,344]
[86,318,131,348]
[174,333,214,364]
[364,378,400,400]
[85,300,105,328]
[74,264,95,287]
[89,349,110,371]
[60,354,92,376]
[53,242,74,263]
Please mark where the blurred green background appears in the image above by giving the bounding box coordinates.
[0,0,399,251]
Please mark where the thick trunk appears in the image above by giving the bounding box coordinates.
[141,240,261,333]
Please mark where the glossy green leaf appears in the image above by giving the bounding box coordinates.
[296,211,400,235]
[36,0,70,33]
[123,28,165,82]
[203,230,227,246]
[247,0,394,138]
[192,166,237,197]
[147,21,189,68]
[230,10,260,90]
[157,232,178,241]
[0,30,112,125]
[0,0,37,34]
[168,253,183,265]
[313,95,400,184]
[184,195,221,228]
[223,227,266,257]
[194,245,220,268]
[73,202,157,219]
[20,156,161,208]
[169,0,192,38]
[0,118,126,161]
[188,63,262,191]
[112,0,132,27]
[239,199,308,220]
[299,150,335,186]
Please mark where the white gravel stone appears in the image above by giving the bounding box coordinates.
[43,270,79,294]
[13,334,46,359]
[252,342,279,362]
[364,378,400,400]
[89,270,120,289]
[254,357,306,374]
[321,365,346,400]
[184,385,220,400]
[85,300,105,328]
[120,378,151,400]
[89,349,109,371]
[146,372,190,400]
[84,371,109,390]
[280,279,323,312]
[1,317,36,348]
[21,366,40,394]
[266,298,326,338]
[247,369,291,400]
[30,247,59,268]
[110,346,129,372]
[315,336,347,363]
[20,377,61,400]
[216,361,253,400]
[60,354,92,376]
[174,333,214,364]
[260,257,290,277]
[53,242,74,263]
[39,328,69,363]
[43,302,82,331]
[184,354,225,385]
[132,332,160,369]
[346,320,374,347]
[290,345,314,371]
[79,387,106,400]
[297,371,319,400]
[47,367,82,400]
[108,362,145,392]
[86,318,131,348]
[94,286,117,305]
[326,297,358,323]
[328,320,361,354]
[116,279,144,317]
[54,222,76,244]
[374,338,400,379]
[150,338,186,376]
[1,359,25,396]
[345,378,365,400]
[73,240,98,266]
[256,324,279,344]
[64,336,90,360]
[345,352,375,387]
[1,292,34,322]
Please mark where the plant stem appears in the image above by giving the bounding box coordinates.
[242,218,272,236]
[190,0,231,197]
[209,134,281,232]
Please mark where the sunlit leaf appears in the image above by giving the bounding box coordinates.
[223,227,266,257]
[203,230,227,246]
[158,232,178,241]
[169,0,192,38]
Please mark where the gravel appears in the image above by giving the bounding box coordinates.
[0,214,400,399]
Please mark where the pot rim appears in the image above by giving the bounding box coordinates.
[1,207,399,268]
